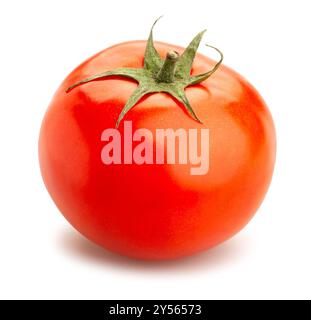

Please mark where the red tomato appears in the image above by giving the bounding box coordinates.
[39,32,276,260]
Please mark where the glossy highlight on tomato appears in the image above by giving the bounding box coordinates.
[39,22,276,260]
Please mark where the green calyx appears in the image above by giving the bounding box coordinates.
[66,17,223,127]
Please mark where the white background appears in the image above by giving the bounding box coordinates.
[0,0,310,300]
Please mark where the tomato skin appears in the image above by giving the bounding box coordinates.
[39,41,276,260]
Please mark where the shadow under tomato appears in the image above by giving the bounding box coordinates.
[58,227,252,273]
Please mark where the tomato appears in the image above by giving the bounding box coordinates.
[39,22,276,260]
